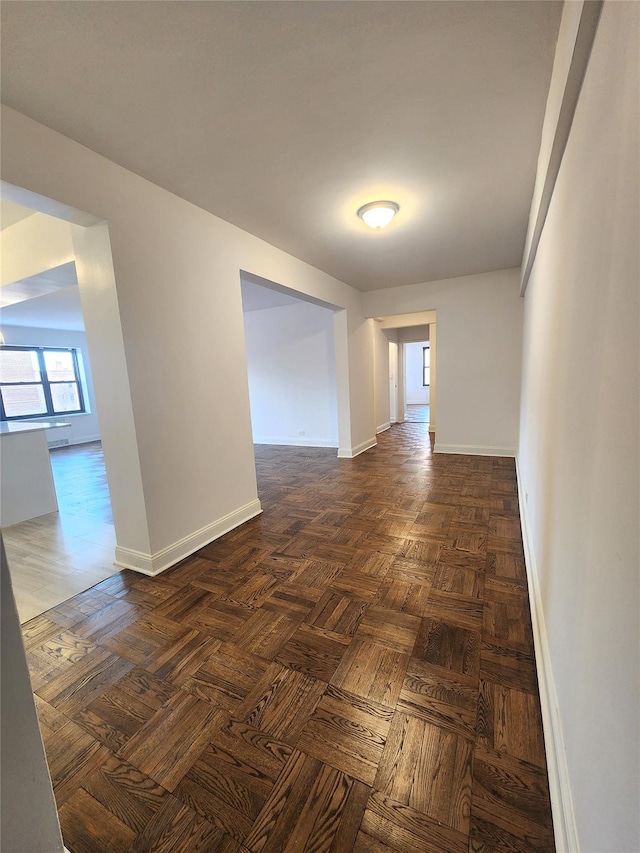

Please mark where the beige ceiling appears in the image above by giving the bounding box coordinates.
[0,1,561,292]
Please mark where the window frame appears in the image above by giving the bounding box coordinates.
[0,345,86,422]
[422,345,430,387]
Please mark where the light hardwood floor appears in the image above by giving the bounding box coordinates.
[404,403,430,423]
[22,423,554,852]
[3,441,118,623]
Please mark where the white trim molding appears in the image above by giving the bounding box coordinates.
[337,436,377,459]
[434,443,516,457]
[114,499,262,576]
[520,0,603,295]
[253,437,337,448]
[47,433,101,449]
[376,422,391,434]
[516,457,579,853]
[71,434,102,445]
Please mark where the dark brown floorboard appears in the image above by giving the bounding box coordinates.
[23,422,554,852]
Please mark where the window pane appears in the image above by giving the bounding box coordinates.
[51,382,81,413]
[424,367,430,386]
[0,349,41,383]
[1,384,47,417]
[44,350,76,382]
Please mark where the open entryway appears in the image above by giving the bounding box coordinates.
[374,310,436,440]
[403,338,430,424]
[0,188,139,623]
[0,201,118,621]
[240,273,341,453]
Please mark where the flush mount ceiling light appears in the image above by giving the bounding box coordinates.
[357,200,400,229]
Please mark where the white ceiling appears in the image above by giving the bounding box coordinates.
[0,263,85,331]
[241,280,307,314]
[0,1,561,292]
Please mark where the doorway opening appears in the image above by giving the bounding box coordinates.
[0,193,124,622]
[240,272,341,453]
[374,310,436,438]
[403,339,430,424]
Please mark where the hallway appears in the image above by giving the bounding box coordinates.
[23,423,554,852]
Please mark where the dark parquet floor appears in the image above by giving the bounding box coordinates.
[23,422,555,852]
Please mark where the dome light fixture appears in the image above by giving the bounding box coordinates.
[357,200,400,229]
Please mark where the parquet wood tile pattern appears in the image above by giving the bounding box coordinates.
[22,423,555,852]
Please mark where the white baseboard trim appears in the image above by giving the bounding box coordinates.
[337,436,377,459]
[253,437,337,448]
[48,434,102,449]
[114,499,262,576]
[376,422,391,434]
[71,434,102,445]
[515,457,578,853]
[434,443,516,457]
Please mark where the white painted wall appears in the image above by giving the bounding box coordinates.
[1,541,64,853]
[364,269,522,455]
[1,106,373,569]
[0,325,101,446]
[373,322,391,432]
[518,3,639,851]
[428,323,437,433]
[404,341,429,405]
[71,221,151,561]
[388,340,398,423]
[344,314,376,454]
[243,300,338,447]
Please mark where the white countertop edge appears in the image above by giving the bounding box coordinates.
[0,421,72,436]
